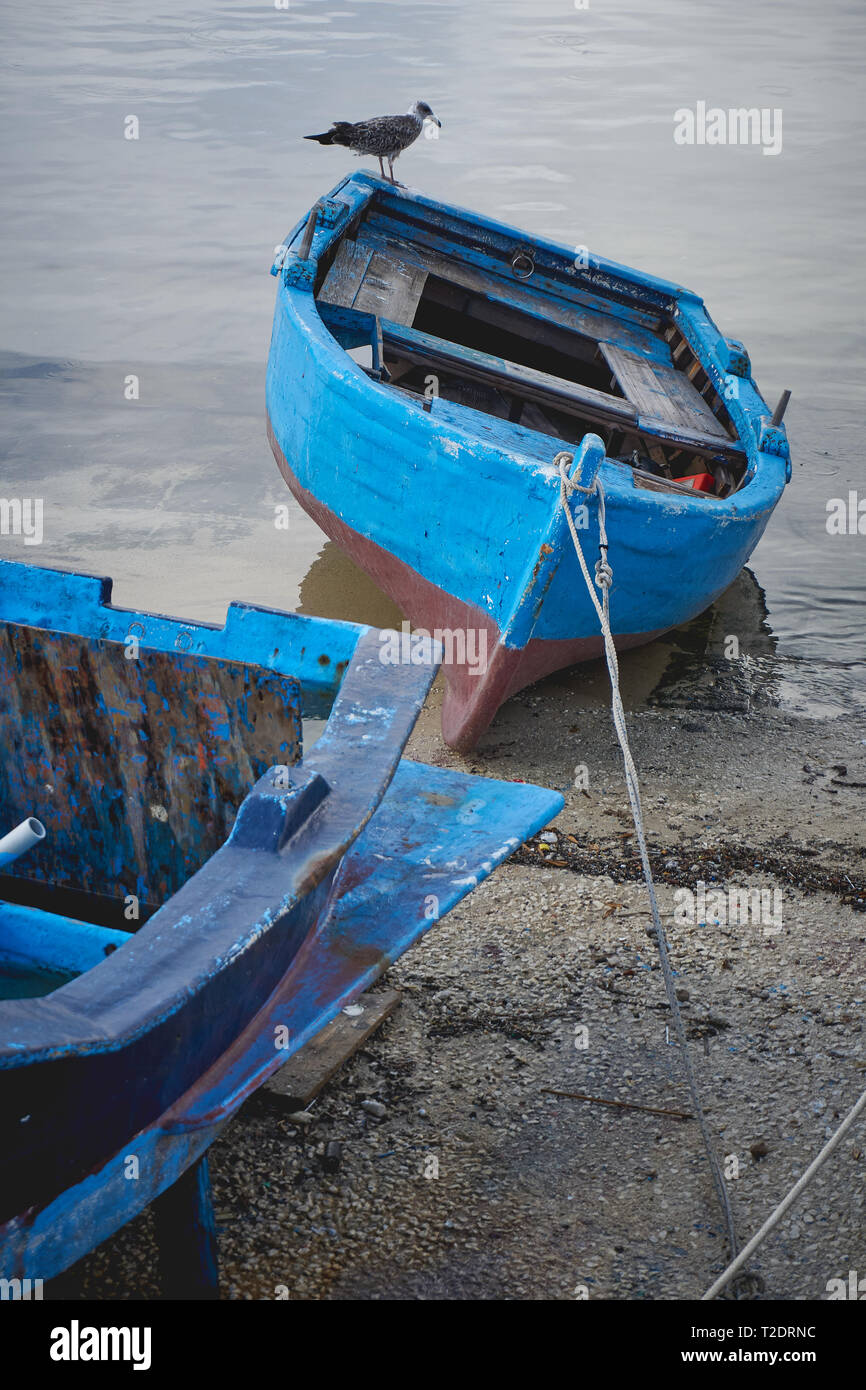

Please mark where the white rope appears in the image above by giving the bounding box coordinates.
[702,1084,866,1300]
[557,453,741,1270]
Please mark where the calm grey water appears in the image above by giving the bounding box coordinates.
[1,0,864,717]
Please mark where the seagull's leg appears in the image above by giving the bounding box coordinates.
[388,155,400,185]
[377,155,386,179]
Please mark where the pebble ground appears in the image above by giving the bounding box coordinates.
[59,646,865,1301]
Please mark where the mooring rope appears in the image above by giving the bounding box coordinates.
[701,1083,866,1299]
[556,452,741,1273]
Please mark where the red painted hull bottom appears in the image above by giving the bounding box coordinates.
[269,426,663,751]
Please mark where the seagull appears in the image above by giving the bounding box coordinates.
[304,100,442,184]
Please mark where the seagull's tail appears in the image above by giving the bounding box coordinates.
[304,122,355,147]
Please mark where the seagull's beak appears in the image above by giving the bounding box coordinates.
[421,112,442,141]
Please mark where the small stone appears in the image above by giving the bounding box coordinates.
[321,1141,342,1173]
[287,1111,314,1126]
[361,1099,387,1118]
[750,1140,769,1160]
[675,987,690,1002]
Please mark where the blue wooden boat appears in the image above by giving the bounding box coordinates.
[0,558,562,1291]
[267,171,791,750]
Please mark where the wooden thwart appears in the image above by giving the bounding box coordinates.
[381,317,637,430]
[318,239,374,309]
[320,241,427,326]
[380,319,745,459]
[264,988,401,1110]
[354,252,427,324]
[601,342,728,439]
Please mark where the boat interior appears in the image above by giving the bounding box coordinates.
[0,621,303,997]
[312,193,749,498]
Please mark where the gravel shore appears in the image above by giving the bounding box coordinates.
[62,647,865,1302]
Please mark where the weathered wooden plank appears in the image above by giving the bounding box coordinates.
[662,364,728,434]
[318,238,375,309]
[381,317,638,429]
[353,251,428,325]
[601,341,675,419]
[601,342,728,438]
[637,414,744,458]
[264,989,402,1110]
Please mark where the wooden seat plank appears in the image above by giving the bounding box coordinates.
[353,251,428,325]
[637,413,743,458]
[318,239,375,309]
[264,989,401,1111]
[601,341,729,438]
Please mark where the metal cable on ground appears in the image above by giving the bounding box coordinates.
[557,455,741,1272]
[702,1083,866,1300]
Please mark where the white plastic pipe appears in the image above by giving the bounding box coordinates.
[0,818,47,870]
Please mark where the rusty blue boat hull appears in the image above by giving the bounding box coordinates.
[0,559,562,1282]
[267,171,791,749]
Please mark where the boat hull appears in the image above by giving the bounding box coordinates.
[270,424,664,749]
[266,173,790,749]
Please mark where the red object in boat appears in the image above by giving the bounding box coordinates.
[678,472,716,493]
